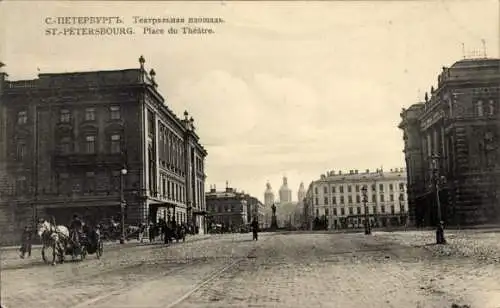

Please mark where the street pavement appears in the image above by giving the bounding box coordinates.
[2,231,500,308]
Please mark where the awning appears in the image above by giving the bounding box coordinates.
[193,210,207,216]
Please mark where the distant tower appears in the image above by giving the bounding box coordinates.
[279,176,292,203]
[264,182,275,207]
[297,182,306,204]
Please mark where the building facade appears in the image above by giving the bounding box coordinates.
[399,58,500,227]
[264,182,275,207]
[0,57,208,243]
[206,186,248,231]
[305,169,408,230]
[279,176,292,203]
[206,185,266,230]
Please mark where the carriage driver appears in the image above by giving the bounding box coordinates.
[70,214,84,245]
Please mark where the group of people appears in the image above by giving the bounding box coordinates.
[146,218,194,244]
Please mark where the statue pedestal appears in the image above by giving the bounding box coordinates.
[270,215,278,231]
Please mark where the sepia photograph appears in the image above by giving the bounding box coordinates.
[0,0,499,307]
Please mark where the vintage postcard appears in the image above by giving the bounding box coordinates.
[0,1,499,307]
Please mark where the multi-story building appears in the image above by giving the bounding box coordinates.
[206,185,248,231]
[305,169,408,229]
[399,58,500,226]
[0,56,208,243]
[206,184,266,230]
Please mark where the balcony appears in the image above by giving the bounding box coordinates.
[53,153,125,168]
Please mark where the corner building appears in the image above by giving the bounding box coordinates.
[305,169,408,230]
[399,58,500,226]
[0,57,208,243]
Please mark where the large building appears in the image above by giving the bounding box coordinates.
[399,58,500,227]
[264,181,275,207]
[278,176,292,203]
[305,169,408,230]
[205,184,265,230]
[0,57,208,244]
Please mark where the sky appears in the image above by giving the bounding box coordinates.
[1,0,498,203]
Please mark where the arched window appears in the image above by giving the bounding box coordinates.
[477,100,484,116]
[488,100,495,115]
[58,136,72,154]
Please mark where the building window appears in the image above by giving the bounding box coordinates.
[332,196,336,204]
[399,183,405,190]
[488,100,495,115]
[390,194,394,202]
[60,109,71,123]
[323,186,327,194]
[391,205,395,215]
[15,176,27,194]
[355,185,359,192]
[162,178,166,198]
[17,111,27,125]
[110,106,121,120]
[357,207,361,215]
[316,209,319,217]
[314,187,318,194]
[16,140,26,161]
[372,194,376,202]
[389,184,393,191]
[381,205,385,213]
[110,134,121,153]
[333,208,337,216]
[315,198,318,205]
[399,193,405,201]
[356,195,361,203]
[340,208,345,216]
[324,197,328,204]
[371,184,376,191]
[380,195,385,202]
[85,108,96,121]
[331,186,336,193]
[85,135,96,154]
[379,184,384,191]
[348,185,352,193]
[348,196,352,203]
[349,207,353,215]
[477,100,484,116]
[372,206,377,214]
[340,196,344,204]
[339,186,344,193]
[58,137,72,154]
[325,208,329,217]
[58,173,70,195]
[84,171,95,194]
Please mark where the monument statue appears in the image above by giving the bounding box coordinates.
[270,203,278,230]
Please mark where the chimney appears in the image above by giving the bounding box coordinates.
[355,169,358,174]
[339,170,342,175]
[365,169,369,174]
[349,170,353,174]
[390,168,393,172]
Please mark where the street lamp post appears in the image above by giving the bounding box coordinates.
[361,185,371,235]
[431,154,446,244]
[119,167,128,244]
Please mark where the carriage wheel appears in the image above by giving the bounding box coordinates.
[41,246,56,264]
[96,241,103,259]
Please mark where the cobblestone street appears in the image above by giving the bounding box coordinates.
[2,231,500,308]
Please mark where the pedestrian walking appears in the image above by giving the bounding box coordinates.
[251,218,259,241]
[19,225,32,259]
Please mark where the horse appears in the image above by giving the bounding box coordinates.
[36,219,70,265]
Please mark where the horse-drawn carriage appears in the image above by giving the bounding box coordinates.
[37,219,103,265]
